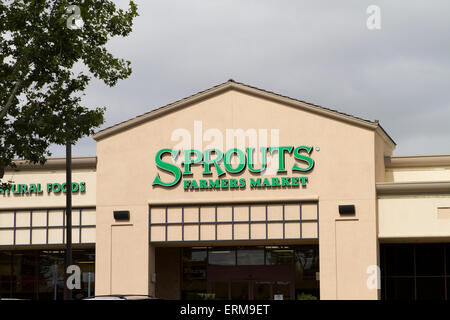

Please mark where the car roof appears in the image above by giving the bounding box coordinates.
[83,294,157,300]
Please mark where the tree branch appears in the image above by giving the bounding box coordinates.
[0,77,24,120]
[0,49,33,120]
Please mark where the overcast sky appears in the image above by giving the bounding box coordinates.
[49,0,450,157]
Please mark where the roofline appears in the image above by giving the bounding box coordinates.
[93,80,396,147]
[377,181,450,195]
[376,124,396,150]
[6,157,97,171]
[385,154,450,168]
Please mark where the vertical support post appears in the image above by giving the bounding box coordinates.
[88,272,91,298]
[53,264,58,300]
[65,141,73,300]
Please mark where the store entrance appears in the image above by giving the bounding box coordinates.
[207,265,295,300]
[209,280,293,300]
[180,245,320,300]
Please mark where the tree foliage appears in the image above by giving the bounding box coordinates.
[0,0,138,179]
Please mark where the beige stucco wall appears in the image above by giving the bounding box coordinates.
[385,167,450,182]
[375,129,393,183]
[95,89,387,299]
[379,156,450,240]
[378,195,450,239]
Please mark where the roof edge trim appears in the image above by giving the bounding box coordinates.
[376,181,450,195]
[385,155,450,168]
[5,157,97,172]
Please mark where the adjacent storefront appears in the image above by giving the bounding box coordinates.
[0,158,96,299]
[1,80,450,300]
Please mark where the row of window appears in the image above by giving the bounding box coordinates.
[0,208,96,246]
[2,243,450,299]
[149,202,319,242]
[381,244,450,300]
[183,246,318,270]
[0,249,95,300]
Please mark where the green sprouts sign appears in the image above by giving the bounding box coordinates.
[152,146,314,191]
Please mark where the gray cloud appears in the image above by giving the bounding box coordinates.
[49,0,450,157]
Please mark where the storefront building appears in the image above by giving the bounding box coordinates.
[1,80,450,300]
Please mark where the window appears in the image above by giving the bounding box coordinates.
[0,207,95,246]
[208,248,236,266]
[0,248,95,300]
[381,243,449,300]
[237,247,264,265]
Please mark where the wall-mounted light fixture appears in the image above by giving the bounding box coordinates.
[338,205,355,215]
[113,210,130,221]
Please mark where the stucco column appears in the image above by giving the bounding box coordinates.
[319,199,379,300]
[95,205,149,295]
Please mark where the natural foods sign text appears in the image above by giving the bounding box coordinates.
[0,182,86,196]
[152,146,314,191]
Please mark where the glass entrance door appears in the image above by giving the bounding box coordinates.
[254,281,271,300]
[209,279,294,300]
[231,281,249,300]
[273,281,292,300]
[212,281,228,300]
[182,246,320,300]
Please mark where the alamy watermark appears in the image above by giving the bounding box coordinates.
[66,5,84,30]
[366,5,381,30]
[170,120,282,175]
[66,264,81,290]
[366,265,381,290]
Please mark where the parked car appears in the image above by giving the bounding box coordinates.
[83,294,158,300]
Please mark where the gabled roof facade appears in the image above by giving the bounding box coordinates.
[93,79,396,147]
